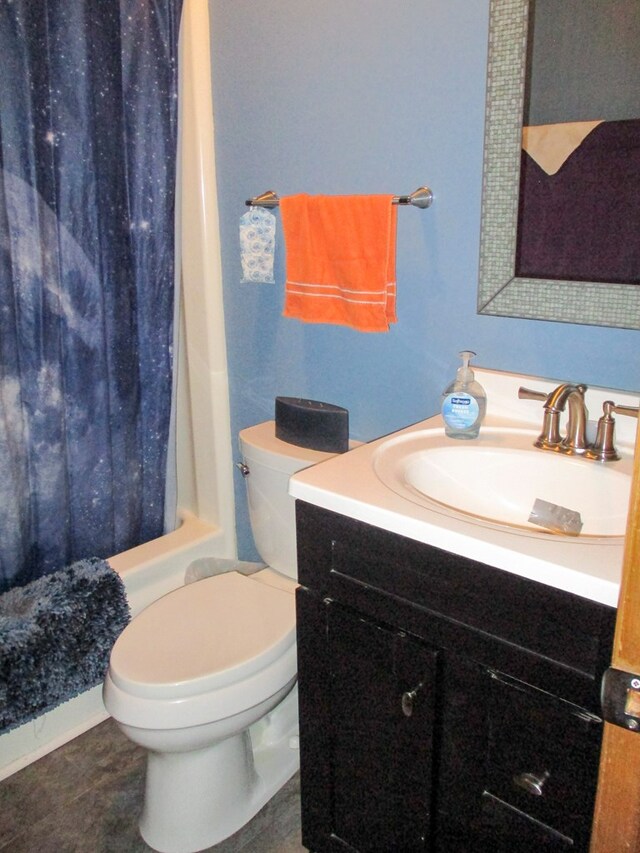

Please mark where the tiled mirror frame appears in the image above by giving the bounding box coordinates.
[477,0,640,330]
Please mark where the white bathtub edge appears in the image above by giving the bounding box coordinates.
[0,512,229,780]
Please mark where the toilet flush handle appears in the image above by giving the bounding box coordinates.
[236,462,250,477]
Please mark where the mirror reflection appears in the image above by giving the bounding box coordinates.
[478,0,640,329]
[517,0,640,285]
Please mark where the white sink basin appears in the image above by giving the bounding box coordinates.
[373,427,632,540]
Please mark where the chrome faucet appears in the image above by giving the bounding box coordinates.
[519,383,588,454]
[519,384,639,461]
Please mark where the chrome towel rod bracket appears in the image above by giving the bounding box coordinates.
[245,186,434,209]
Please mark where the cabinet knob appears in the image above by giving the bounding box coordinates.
[513,770,550,797]
[401,683,423,717]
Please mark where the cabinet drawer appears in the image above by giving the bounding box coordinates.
[482,671,601,848]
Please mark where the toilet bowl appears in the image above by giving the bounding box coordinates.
[103,421,342,853]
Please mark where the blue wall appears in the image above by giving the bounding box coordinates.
[210,0,640,559]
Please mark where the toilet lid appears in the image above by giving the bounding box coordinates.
[109,572,296,700]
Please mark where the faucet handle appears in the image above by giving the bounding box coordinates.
[519,386,561,449]
[518,386,548,402]
[586,400,639,461]
[611,403,639,420]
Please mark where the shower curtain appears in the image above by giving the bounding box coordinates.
[0,0,183,592]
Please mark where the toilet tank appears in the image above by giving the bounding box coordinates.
[239,421,343,579]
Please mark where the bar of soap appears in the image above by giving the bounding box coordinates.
[528,498,583,536]
[275,397,349,453]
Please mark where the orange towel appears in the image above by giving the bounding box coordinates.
[279,194,398,333]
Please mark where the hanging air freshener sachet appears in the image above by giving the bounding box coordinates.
[239,206,276,283]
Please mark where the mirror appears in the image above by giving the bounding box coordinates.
[478,0,640,329]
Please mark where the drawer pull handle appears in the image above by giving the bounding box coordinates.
[513,770,550,797]
[401,683,423,717]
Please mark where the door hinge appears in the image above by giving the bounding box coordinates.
[601,667,640,731]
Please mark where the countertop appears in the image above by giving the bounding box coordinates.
[289,367,638,607]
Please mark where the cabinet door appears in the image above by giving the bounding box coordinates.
[328,602,438,852]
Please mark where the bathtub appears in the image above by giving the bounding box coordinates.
[0,512,225,781]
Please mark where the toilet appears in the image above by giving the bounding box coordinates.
[103,421,340,853]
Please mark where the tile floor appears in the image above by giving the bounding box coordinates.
[0,719,305,853]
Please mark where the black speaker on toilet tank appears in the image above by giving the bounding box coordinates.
[275,397,349,453]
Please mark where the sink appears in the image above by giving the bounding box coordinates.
[373,426,632,540]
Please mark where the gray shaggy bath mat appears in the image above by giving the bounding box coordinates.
[0,558,130,733]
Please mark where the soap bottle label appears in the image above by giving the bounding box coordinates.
[442,393,480,430]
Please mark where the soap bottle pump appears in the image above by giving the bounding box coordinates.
[441,351,487,439]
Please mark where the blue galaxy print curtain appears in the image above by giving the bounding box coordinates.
[0,0,183,592]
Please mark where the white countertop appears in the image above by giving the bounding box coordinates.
[289,367,639,608]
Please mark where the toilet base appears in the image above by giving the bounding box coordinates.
[137,684,300,853]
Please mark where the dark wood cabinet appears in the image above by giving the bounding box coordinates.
[295,501,616,853]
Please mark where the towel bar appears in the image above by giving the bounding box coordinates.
[245,187,434,209]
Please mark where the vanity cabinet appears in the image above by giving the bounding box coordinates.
[295,501,616,853]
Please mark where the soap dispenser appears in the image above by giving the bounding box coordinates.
[441,351,487,439]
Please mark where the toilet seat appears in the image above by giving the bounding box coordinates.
[109,572,296,701]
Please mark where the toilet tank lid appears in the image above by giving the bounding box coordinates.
[239,420,349,474]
